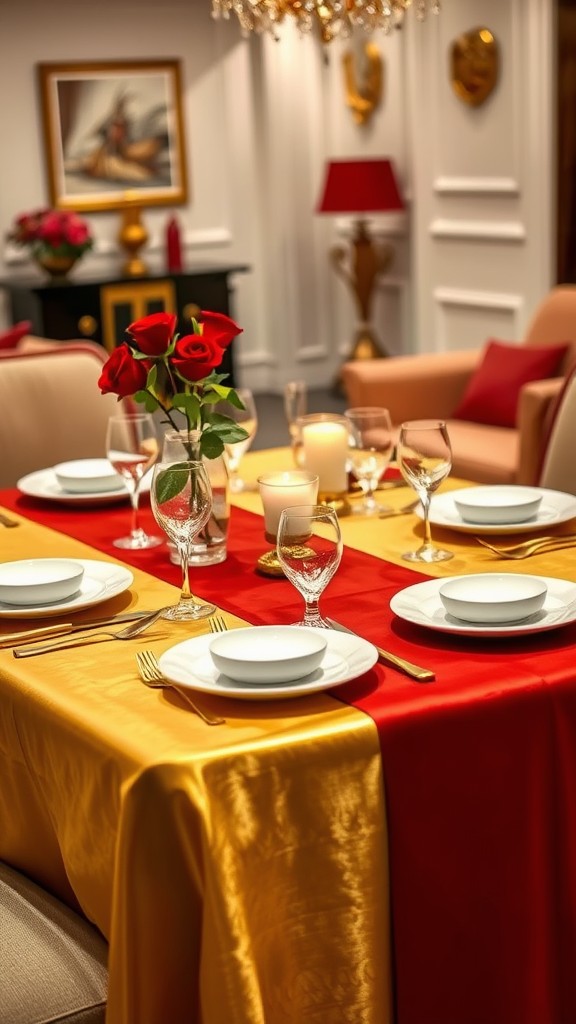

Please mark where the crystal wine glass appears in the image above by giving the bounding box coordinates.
[220,387,258,493]
[345,406,394,515]
[397,419,453,563]
[276,504,343,627]
[284,380,307,467]
[106,411,162,550]
[150,458,216,621]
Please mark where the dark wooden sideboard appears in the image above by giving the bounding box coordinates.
[0,263,249,384]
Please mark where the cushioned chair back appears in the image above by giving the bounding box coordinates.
[0,860,108,1023]
[538,369,576,493]
[524,285,576,370]
[0,346,122,488]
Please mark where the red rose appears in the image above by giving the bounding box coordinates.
[37,211,66,248]
[98,344,149,398]
[172,333,224,382]
[199,310,243,350]
[126,312,177,355]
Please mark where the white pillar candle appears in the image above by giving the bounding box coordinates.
[258,471,319,541]
[301,420,349,493]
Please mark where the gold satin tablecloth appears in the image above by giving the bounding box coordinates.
[2,450,576,1024]
[0,509,389,1024]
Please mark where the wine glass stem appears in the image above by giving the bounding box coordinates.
[303,597,323,625]
[177,544,195,607]
[128,483,145,542]
[420,491,434,552]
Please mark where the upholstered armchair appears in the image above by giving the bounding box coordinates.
[0,344,121,488]
[341,286,576,485]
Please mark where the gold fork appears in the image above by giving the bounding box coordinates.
[135,650,225,726]
[209,615,228,634]
[476,535,576,560]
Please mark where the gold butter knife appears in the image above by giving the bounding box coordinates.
[327,617,435,683]
[0,610,155,649]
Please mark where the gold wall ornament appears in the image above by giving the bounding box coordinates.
[343,43,383,126]
[450,27,499,107]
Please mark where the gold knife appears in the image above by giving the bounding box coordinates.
[327,617,436,683]
[0,610,155,649]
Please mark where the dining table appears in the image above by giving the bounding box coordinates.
[2,446,576,1024]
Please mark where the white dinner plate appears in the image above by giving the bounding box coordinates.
[17,467,152,507]
[158,627,379,700]
[420,488,576,535]
[390,575,576,638]
[0,559,134,619]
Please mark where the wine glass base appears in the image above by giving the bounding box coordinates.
[162,602,217,621]
[289,618,333,629]
[351,501,392,517]
[113,534,163,550]
[402,548,454,564]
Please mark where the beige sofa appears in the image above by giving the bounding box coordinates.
[341,286,576,485]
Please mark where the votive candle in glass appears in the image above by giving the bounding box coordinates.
[258,471,319,543]
[298,414,350,495]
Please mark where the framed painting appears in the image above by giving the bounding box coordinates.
[37,59,189,212]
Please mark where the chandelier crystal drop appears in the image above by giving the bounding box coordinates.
[211,1,440,43]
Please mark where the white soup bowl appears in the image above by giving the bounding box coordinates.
[209,625,328,683]
[0,558,85,606]
[439,573,548,624]
[453,486,543,525]
[54,459,124,494]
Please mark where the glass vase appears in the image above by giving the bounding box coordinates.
[162,430,230,566]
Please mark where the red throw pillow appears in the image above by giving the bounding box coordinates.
[453,339,570,428]
[0,320,32,350]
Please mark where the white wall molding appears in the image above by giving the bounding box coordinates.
[434,288,524,312]
[433,176,520,196]
[430,220,526,242]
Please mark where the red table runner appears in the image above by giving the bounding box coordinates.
[4,487,576,1024]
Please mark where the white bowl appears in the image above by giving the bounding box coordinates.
[0,559,85,606]
[453,486,543,525]
[53,459,124,494]
[209,626,328,683]
[439,574,548,624]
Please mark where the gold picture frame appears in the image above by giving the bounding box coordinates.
[37,59,189,212]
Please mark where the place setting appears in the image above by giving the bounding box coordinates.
[0,556,134,620]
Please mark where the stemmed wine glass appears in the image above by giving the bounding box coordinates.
[150,458,216,621]
[284,380,307,467]
[220,387,258,493]
[345,406,394,515]
[276,504,343,627]
[106,412,162,549]
[397,419,453,563]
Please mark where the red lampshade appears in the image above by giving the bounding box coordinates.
[316,158,405,214]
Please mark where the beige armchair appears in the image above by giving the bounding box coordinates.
[342,286,576,485]
[0,344,122,488]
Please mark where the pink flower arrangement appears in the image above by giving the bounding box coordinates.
[8,208,93,259]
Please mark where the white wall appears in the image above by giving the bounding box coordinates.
[0,0,555,390]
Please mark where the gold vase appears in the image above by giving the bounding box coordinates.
[35,253,79,278]
[118,204,149,277]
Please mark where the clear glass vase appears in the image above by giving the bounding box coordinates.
[162,430,230,566]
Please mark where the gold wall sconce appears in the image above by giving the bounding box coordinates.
[450,27,499,107]
[342,42,383,126]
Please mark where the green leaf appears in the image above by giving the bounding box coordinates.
[200,432,225,459]
[134,389,159,413]
[203,422,248,443]
[146,364,158,391]
[172,392,201,424]
[155,464,189,503]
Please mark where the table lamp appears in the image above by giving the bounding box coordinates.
[316,157,405,373]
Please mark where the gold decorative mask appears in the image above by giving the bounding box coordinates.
[450,27,499,108]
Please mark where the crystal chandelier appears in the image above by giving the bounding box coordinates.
[211,1,440,44]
